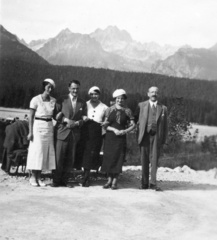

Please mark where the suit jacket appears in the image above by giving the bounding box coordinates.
[54,95,87,140]
[134,100,168,145]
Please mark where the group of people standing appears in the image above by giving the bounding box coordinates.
[26,78,168,191]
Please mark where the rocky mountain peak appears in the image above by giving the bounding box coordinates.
[178,45,193,52]
[56,28,73,38]
[105,25,132,41]
[90,25,133,52]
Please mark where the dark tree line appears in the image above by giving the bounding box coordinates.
[1,58,217,126]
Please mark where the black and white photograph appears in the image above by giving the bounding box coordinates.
[0,0,217,239]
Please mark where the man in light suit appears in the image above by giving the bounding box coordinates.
[52,80,87,187]
[135,86,168,191]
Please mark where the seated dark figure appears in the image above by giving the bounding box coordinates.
[1,120,29,173]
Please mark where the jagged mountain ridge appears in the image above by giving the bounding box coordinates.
[152,47,217,80]
[3,24,217,80]
[34,28,149,72]
[90,26,133,51]
[90,27,179,61]
[26,26,179,73]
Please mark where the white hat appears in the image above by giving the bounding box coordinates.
[44,78,55,88]
[88,86,100,95]
[112,89,127,98]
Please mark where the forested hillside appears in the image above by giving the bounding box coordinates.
[1,58,217,126]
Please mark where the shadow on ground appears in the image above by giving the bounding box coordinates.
[1,168,217,191]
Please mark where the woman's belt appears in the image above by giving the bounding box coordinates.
[35,117,52,122]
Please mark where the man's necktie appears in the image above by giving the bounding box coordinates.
[71,98,76,110]
[151,104,157,134]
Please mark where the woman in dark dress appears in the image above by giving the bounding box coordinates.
[81,86,108,187]
[101,89,135,190]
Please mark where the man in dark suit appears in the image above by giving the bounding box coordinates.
[135,86,168,191]
[52,80,87,187]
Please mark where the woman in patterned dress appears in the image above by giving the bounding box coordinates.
[101,89,135,190]
[27,79,56,187]
[81,86,108,187]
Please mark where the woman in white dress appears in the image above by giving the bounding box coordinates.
[27,79,56,187]
[81,86,108,187]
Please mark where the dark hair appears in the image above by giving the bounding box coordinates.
[42,81,52,91]
[148,86,159,93]
[69,79,80,87]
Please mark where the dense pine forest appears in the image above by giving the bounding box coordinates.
[0,58,217,126]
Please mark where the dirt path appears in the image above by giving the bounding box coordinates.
[1,166,217,240]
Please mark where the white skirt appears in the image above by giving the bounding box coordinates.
[27,120,56,170]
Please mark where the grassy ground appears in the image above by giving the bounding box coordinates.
[125,132,217,170]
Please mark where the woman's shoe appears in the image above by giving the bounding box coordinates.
[29,178,39,187]
[38,180,46,187]
[103,182,112,189]
[111,184,118,190]
[111,177,118,190]
[82,179,90,187]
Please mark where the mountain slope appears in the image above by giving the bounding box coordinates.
[35,28,150,72]
[152,47,217,80]
[23,25,180,74]
[0,25,49,65]
[36,29,113,67]
[90,26,179,70]
[4,24,217,80]
[33,27,169,72]
[28,38,51,51]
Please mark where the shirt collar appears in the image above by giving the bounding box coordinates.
[149,100,157,107]
[69,94,77,102]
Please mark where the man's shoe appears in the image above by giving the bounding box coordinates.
[139,184,149,190]
[82,179,90,187]
[50,182,61,187]
[150,184,162,191]
[65,183,74,188]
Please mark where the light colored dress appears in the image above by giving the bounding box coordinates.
[26,94,56,170]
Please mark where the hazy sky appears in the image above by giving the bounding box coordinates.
[0,0,217,48]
